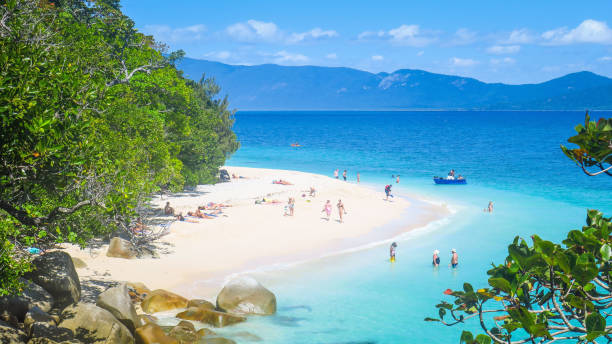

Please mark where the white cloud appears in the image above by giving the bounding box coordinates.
[143,24,207,43]
[490,57,516,65]
[289,28,338,43]
[204,51,232,60]
[599,56,612,61]
[358,24,436,46]
[451,57,479,67]
[226,19,281,42]
[451,28,478,45]
[503,29,534,44]
[542,19,612,45]
[271,50,309,64]
[326,53,338,59]
[486,45,521,55]
[371,55,384,61]
[417,51,425,56]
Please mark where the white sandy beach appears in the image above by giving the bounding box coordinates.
[64,166,448,300]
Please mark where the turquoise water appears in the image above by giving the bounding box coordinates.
[219,111,611,343]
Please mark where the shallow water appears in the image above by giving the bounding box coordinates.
[215,111,611,343]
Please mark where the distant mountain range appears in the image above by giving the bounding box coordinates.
[176,57,612,110]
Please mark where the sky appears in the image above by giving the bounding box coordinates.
[120,0,612,84]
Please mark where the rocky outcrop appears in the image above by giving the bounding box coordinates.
[126,283,150,303]
[29,323,76,343]
[96,284,139,333]
[140,290,188,314]
[0,319,28,343]
[24,306,59,333]
[59,303,134,344]
[186,299,215,310]
[175,307,246,328]
[167,321,198,343]
[70,257,87,269]
[24,251,81,309]
[216,276,276,315]
[106,237,137,259]
[0,279,53,321]
[134,323,177,344]
[199,338,237,344]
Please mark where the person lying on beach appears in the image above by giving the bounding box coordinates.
[309,187,316,197]
[164,202,174,215]
[188,209,214,219]
[176,213,199,223]
[273,179,293,185]
[202,202,231,210]
[337,199,347,223]
[322,200,332,221]
[232,173,248,179]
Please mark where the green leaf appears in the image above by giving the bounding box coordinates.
[460,331,474,344]
[585,312,605,340]
[600,244,611,261]
[488,277,511,293]
[474,334,491,344]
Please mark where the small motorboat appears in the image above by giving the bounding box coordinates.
[290,143,301,147]
[433,177,466,185]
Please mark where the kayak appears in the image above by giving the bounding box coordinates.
[433,177,466,185]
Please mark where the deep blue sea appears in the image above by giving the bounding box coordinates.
[216,111,611,343]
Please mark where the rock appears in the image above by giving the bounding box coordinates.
[70,257,87,269]
[0,279,53,321]
[24,306,58,333]
[140,290,188,314]
[27,338,81,344]
[198,338,236,344]
[59,303,134,344]
[175,307,245,328]
[134,323,178,344]
[30,322,75,342]
[232,331,262,342]
[168,322,198,343]
[187,299,214,310]
[176,321,195,332]
[96,284,139,333]
[137,315,157,327]
[126,282,150,303]
[195,328,216,337]
[216,276,276,315]
[0,320,27,343]
[106,237,137,259]
[24,251,81,309]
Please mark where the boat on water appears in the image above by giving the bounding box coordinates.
[433,177,467,185]
[290,143,301,147]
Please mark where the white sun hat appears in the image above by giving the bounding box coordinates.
[433,249,439,254]
[451,248,456,253]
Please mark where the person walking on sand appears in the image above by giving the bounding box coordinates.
[342,170,347,181]
[357,172,360,183]
[432,249,440,267]
[390,242,397,262]
[385,184,393,200]
[334,169,339,179]
[337,199,347,223]
[284,197,295,216]
[449,249,459,268]
[322,200,332,221]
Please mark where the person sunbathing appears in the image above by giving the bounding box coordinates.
[273,179,293,185]
[176,213,198,223]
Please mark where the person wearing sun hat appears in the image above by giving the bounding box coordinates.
[450,249,459,268]
[432,249,440,267]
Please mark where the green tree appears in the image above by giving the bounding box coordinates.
[427,114,612,343]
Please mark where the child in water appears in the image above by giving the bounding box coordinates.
[390,242,397,262]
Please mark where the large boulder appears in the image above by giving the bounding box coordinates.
[59,303,134,344]
[0,279,53,321]
[126,283,150,303]
[106,238,137,259]
[24,251,81,309]
[140,290,188,314]
[28,338,81,344]
[175,307,245,328]
[24,306,59,333]
[167,321,198,343]
[96,284,139,333]
[0,319,27,343]
[187,299,215,310]
[216,276,276,315]
[198,338,236,344]
[29,322,75,343]
[134,323,177,344]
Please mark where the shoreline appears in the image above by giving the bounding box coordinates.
[63,166,450,301]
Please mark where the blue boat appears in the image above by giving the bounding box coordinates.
[433,177,467,185]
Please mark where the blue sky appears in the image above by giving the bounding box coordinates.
[121,0,612,84]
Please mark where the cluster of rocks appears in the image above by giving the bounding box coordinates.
[0,251,276,344]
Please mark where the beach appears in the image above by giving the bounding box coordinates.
[63,166,449,300]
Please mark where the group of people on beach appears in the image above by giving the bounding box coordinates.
[321,199,347,223]
[389,243,459,269]
[164,201,230,223]
[334,169,360,183]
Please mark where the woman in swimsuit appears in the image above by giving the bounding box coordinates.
[432,249,440,267]
[390,242,397,262]
[322,200,332,221]
[337,199,347,223]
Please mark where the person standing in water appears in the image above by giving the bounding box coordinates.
[486,201,494,213]
[337,199,347,223]
[322,200,332,221]
[449,249,459,268]
[390,242,397,262]
[342,170,347,181]
[334,169,339,179]
[357,172,360,183]
[396,175,400,183]
[432,249,440,267]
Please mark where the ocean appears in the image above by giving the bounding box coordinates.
[216,111,611,343]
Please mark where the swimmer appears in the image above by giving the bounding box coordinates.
[390,242,397,262]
